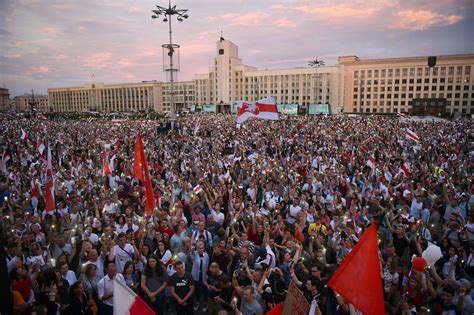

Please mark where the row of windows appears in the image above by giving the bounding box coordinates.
[354,66,471,78]
[354,92,474,99]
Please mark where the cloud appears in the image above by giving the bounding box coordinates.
[42,27,64,36]
[30,66,50,75]
[83,52,112,68]
[390,10,463,30]
[128,7,144,14]
[209,12,271,26]
[272,19,297,28]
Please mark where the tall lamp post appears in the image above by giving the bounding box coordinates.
[152,1,188,114]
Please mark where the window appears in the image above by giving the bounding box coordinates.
[219,49,224,55]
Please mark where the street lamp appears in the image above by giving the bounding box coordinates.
[151,1,189,114]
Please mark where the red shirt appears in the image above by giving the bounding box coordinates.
[11,277,32,302]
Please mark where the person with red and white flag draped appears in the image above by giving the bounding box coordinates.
[133,134,155,216]
[102,146,111,190]
[405,128,420,143]
[367,153,375,170]
[193,117,201,136]
[236,96,279,124]
[44,145,56,214]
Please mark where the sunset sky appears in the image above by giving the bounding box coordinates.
[1,0,472,96]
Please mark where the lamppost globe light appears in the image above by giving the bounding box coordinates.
[183,14,188,19]
[152,15,158,19]
[163,18,168,22]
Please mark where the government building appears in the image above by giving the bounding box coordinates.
[47,38,474,115]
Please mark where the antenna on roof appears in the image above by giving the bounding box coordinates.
[220,30,224,42]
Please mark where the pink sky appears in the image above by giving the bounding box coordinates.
[0,0,472,96]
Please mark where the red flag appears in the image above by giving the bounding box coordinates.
[266,303,283,315]
[44,145,55,211]
[133,134,155,215]
[328,224,385,315]
[102,147,111,176]
[37,138,45,156]
[401,162,411,177]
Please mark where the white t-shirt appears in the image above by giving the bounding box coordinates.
[289,204,302,219]
[113,244,134,273]
[211,209,225,225]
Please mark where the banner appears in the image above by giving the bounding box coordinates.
[203,104,216,113]
[282,282,310,315]
[277,104,298,115]
[308,104,330,115]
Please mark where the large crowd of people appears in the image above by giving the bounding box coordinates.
[0,112,473,315]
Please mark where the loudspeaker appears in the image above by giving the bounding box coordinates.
[428,56,437,68]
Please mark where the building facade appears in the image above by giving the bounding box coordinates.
[48,81,163,112]
[339,54,474,115]
[193,38,342,113]
[0,88,10,111]
[14,94,48,112]
[46,38,473,115]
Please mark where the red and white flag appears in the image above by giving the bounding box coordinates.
[405,129,420,143]
[397,112,411,119]
[44,145,55,211]
[236,96,279,124]
[400,162,411,177]
[37,138,45,156]
[193,184,203,194]
[20,129,27,141]
[113,278,154,315]
[112,119,126,125]
[367,154,375,169]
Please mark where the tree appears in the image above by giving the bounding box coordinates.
[308,58,325,67]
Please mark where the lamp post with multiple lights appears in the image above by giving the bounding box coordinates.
[151,1,188,114]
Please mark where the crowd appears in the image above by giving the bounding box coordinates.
[0,112,473,315]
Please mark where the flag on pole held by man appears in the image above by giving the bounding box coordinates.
[113,278,154,315]
[405,128,420,143]
[20,129,27,141]
[133,134,155,216]
[366,154,375,169]
[328,223,385,315]
[37,138,45,156]
[44,145,55,211]
[193,117,201,136]
[236,96,279,124]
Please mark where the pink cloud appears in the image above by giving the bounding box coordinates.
[128,7,144,14]
[83,52,112,68]
[31,66,50,74]
[390,10,463,30]
[42,27,63,36]
[272,19,297,28]
[209,12,271,26]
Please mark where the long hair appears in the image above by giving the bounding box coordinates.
[143,254,164,277]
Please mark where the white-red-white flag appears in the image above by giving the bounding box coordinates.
[405,129,420,143]
[113,278,154,315]
[37,138,45,156]
[400,162,411,177]
[236,96,279,124]
[397,112,411,119]
[102,147,111,177]
[44,145,55,211]
[367,154,375,169]
[193,184,203,194]
[20,129,27,141]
